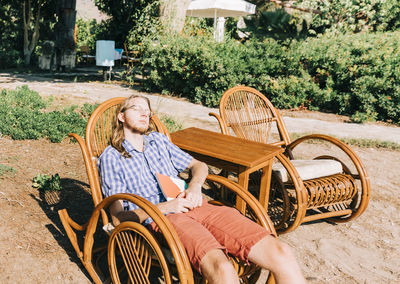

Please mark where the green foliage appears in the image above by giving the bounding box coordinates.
[0,164,16,177]
[0,0,58,67]
[294,32,400,123]
[32,173,61,192]
[0,3,23,68]
[140,35,301,107]
[126,1,161,48]
[76,19,105,51]
[244,8,311,42]
[139,30,400,124]
[94,0,158,47]
[297,0,400,34]
[159,114,183,133]
[0,86,95,142]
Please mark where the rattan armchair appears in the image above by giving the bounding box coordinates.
[209,86,371,234]
[58,97,277,283]
[122,43,141,72]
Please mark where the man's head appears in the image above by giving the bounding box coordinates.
[118,96,153,134]
[111,95,153,156]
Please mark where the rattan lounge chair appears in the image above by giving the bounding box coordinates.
[58,97,277,283]
[209,86,371,234]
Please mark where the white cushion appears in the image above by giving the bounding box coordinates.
[272,159,343,183]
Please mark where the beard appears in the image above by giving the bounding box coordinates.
[126,122,148,135]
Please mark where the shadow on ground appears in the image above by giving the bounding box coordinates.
[30,177,109,282]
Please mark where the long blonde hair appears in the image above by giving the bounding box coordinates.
[111,95,153,158]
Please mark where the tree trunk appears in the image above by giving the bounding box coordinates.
[23,0,42,66]
[55,0,77,70]
[159,0,191,33]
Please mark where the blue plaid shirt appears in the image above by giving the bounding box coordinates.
[98,132,193,214]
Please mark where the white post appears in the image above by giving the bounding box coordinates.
[216,17,225,42]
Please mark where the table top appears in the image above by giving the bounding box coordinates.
[171,127,283,168]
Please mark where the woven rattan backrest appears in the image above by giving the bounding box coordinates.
[219,86,290,146]
[86,98,122,158]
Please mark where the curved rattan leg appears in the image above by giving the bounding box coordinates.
[273,154,308,234]
[268,172,291,231]
[58,209,104,284]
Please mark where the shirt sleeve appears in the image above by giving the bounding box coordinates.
[98,148,127,198]
[158,133,193,172]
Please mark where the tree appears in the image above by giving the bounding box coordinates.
[94,0,151,45]
[22,0,52,65]
[94,0,191,46]
[20,0,58,66]
[159,0,191,33]
[0,3,22,67]
[54,0,77,70]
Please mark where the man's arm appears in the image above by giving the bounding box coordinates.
[110,197,199,225]
[183,158,208,207]
[109,158,207,226]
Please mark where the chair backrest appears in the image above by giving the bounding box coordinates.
[83,97,170,208]
[219,86,291,147]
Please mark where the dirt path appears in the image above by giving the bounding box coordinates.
[1,72,400,143]
[0,72,399,283]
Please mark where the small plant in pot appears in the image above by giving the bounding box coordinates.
[32,173,62,205]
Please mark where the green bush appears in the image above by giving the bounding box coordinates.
[76,19,104,51]
[141,35,303,107]
[294,32,400,123]
[0,86,93,142]
[139,31,400,124]
[297,0,400,34]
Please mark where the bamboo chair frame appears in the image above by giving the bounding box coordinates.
[58,97,277,283]
[209,86,371,234]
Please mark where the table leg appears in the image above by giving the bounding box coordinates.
[258,160,273,211]
[236,166,250,214]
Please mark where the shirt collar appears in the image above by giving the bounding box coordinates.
[122,134,156,153]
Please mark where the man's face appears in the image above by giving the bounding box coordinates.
[118,97,151,134]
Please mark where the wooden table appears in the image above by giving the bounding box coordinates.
[171,127,283,212]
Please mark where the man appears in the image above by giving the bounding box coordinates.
[98,95,306,284]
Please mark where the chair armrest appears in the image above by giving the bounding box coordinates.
[288,134,368,178]
[206,174,277,236]
[208,112,229,135]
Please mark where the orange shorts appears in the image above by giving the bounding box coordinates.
[147,200,271,272]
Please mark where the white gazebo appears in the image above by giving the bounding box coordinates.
[187,0,256,42]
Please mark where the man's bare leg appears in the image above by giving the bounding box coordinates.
[199,249,240,284]
[248,235,306,284]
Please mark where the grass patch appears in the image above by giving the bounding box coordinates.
[0,85,96,142]
[0,164,16,177]
[290,132,400,151]
[159,114,183,133]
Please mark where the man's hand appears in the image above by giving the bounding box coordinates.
[184,183,203,208]
[157,195,196,214]
[184,158,208,208]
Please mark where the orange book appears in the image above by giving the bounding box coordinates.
[156,173,188,201]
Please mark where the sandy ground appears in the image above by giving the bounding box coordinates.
[0,72,399,283]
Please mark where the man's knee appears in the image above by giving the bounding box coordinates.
[271,239,295,260]
[200,249,237,281]
[249,235,296,266]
